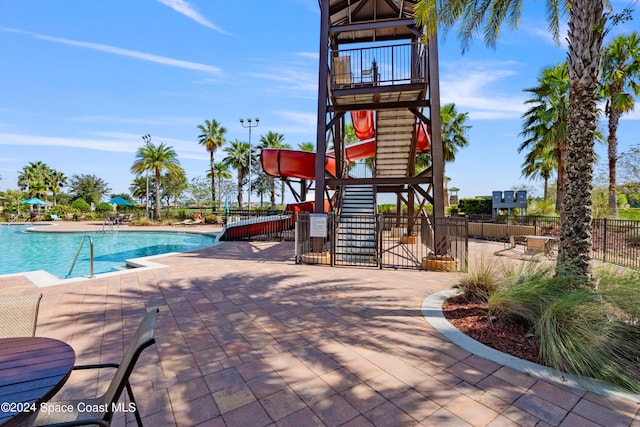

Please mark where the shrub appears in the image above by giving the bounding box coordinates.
[95,202,113,213]
[204,214,217,224]
[455,257,503,302]
[49,204,76,218]
[486,265,640,392]
[458,197,491,215]
[72,199,91,212]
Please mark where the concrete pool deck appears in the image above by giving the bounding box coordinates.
[1,222,639,426]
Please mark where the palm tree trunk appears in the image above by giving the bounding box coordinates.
[155,168,162,221]
[210,152,216,213]
[608,106,621,217]
[556,138,567,212]
[237,169,244,208]
[269,177,276,208]
[557,0,605,278]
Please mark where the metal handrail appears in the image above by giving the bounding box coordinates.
[67,235,94,278]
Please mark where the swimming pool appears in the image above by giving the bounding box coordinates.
[0,225,218,280]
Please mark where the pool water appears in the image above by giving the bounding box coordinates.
[0,225,218,279]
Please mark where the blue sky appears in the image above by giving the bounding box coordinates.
[0,0,638,203]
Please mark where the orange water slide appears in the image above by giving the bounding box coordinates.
[260,111,430,181]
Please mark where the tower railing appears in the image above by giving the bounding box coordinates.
[331,42,427,89]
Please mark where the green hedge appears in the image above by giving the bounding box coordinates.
[458,198,492,215]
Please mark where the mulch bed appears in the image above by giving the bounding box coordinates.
[442,294,540,363]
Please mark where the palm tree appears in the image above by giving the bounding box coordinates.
[521,145,556,202]
[416,0,607,278]
[131,142,182,220]
[17,161,52,200]
[415,103,470,174]
[212,162,232,210]
[296,142,315,201]
[49,171,67,205]
[223,139,251,208]
[197,119,227,211]
[601,32,640,217]
[519,63,570,212]
[298,142,315,152]
[258,131,290,208]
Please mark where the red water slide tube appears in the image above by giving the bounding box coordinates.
[261,111,431,181]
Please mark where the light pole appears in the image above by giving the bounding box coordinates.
[141,134,151,218]
[239,117,259,212]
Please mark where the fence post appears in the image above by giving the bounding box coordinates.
[603,218,607,263]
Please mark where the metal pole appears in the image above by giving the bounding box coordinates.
[239,118,259,214]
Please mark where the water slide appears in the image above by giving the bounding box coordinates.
[219,112,429,240]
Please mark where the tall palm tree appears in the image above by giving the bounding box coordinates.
[212,161,232,210]
[521,144,556,202]
[223,139,251,208]
[601,32,640,217]
[197,119,227,211]
[49,171,67,205]
[258,131,290,208]
[131,142,182,220]
[519,63,570,212]
[17,161,52,200]
[296,142,315,201]
[415,103,470,174]
[416,0,607,278]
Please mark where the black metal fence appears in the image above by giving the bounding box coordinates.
[294,213,468,271]
[467,214,640,269]
[331,42,427,88]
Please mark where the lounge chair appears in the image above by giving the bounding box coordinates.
[50,214,60,221]
[185,219,203,226]
[173,219,194,226]
[21,308,159,427]
[0,293,42,338]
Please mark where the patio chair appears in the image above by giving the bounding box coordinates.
[21,308,159,427]
[0,293,42,338]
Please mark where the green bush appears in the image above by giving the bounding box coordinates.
[95,202,113,213]
[455,257,503,302]
[458,198,491,215]
[49,204,76,218]
[204,214,217,224]
[72,199,91,212]
[485,265,640,392]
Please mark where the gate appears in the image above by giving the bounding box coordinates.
[295,212,468,271]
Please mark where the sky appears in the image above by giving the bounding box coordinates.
[0,0,638,204]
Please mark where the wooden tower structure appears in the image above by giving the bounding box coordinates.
[314,0,446,254]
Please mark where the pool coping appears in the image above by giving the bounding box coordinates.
[0,223,221,287]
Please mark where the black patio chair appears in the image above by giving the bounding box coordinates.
[21,308,159,427]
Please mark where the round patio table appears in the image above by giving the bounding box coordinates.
[0,337,75,426]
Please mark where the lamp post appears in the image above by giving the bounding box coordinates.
[141,134,151,218]
[239,117,259,213]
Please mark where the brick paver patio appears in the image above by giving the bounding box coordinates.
[1,222,639,426]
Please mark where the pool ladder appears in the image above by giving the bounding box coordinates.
[67,235,94,278]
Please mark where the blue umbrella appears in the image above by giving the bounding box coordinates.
[107,196,134,207]
[21,197,47,205]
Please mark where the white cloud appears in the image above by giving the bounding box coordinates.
[271,111,318,135]
[156,0,231,35]
[0,132,207,162]
[69,115,196,126]
[296,52,319,60]
[0,132,135,153]
[622,109,640,121]
[0,27,222,75]
[440,60,528,120]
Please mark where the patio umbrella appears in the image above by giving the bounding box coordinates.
[20,198,47,205]
[106,196,134,207]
